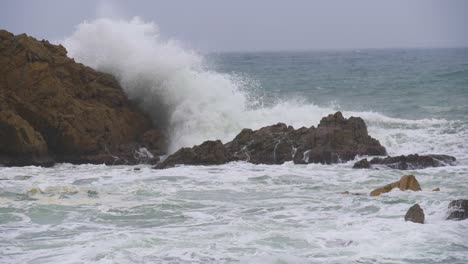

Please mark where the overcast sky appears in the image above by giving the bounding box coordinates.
[1,0,467,52]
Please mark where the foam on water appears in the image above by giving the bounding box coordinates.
[1,163,468,263]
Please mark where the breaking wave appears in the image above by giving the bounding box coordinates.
[63,18,468,161]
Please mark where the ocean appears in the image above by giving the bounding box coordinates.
[1,19,467,263]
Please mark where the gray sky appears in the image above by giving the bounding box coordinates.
[1,0,467,52]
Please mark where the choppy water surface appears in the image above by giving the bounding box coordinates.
[1,161,468,263]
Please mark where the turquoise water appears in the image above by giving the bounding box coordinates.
[208,48,468,120]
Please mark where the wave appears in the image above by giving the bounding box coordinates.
[63,18,468,161]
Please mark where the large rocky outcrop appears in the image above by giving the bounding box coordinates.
[370,175,421,196]
[0,30,164,166]
[353,154,456,170]
[156,112,386,169]
[447,199,468,221]
[227,112,386,165]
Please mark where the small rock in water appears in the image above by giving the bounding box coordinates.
[447,199,468,220]
[134,168,141,171]
[353,158,370,169]
[370,175,421,196]
[432,188,440,192]
[353,154,456,170]
[87,190,99,198]
[405,204,425,224]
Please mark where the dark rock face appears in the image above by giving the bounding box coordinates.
[0,30,164,166]
[155,140,230,169]
[353,158,370,169]
[405,204,425,224]
[156,112,386,169]
[353,154,456,170]
[447,199,468,220]
[226,112,386,165]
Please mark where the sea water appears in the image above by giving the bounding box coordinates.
[0,18,467,263]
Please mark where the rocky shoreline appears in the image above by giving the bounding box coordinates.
[0,29,459,172]
[0,29,465,224]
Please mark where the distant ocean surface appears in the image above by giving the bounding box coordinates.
[208,48,468,121]
[1,18,468,264]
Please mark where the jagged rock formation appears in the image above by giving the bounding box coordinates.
[154,140,231,169]
[405,204,425,224]
[156,112,386,169]
[0,30,164,166]
[447,199,468,220]
[353,154,456,170]
[370,175,421,196]
[227,112,386,165]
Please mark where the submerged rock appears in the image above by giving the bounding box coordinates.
[0,29,165,166]
[370,175,421,196]
[353,154,456,170]
[432,188,440,192]
[405,204,425,224]
[155,140,230,169]
[447,199,468,220]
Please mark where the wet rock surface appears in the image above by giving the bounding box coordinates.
[405,204,425,224]
[0,30,164,166]
[353,154,456,170]
[447,199,468,220]
[155,140,231,169]
[156,112,387,168]
[227,112,386,165]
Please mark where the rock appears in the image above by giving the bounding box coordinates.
[0,110,54,166]
[155,140,230,169]
[405,204,425,224]
[370,175,421,196]
[0,29,165,166]
[87,190,98,198]
[340,191,365,196]
[353,158,370,169]
[447,199,468,220]
[432,188,440,192]
[156,111,386,168]
[225,112,386,165]
[353,154,456,170]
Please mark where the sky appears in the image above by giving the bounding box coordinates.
[1,0,467,52]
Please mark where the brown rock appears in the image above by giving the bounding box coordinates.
[447,199,468,220]
[0,29,165,166]
[370,175,421,196]
[225,112,386,165]
[0,110,54,166]
[432,188,440,192]
[155,140,230,169]
[0,110,47,155]
[405,204,425,224]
